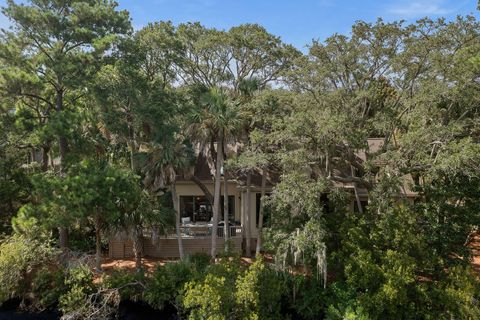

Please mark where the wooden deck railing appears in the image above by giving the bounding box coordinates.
[161,225,243,239]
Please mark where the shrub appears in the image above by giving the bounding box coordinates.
[59,265,133,320]
[440,266,480,319]
[0,234,57,305]
[144,260,195,310]
[289,274,325,320]
[183,273,236,320]
[30,267,67,310]
[236,258,289,319]
[185,252,212,273]
[59,264,96,315]
[183,258,240,319]
[183,257,290,320]
[103,269,145,301]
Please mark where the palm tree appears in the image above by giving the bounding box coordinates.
[188,87,242,258]
[143,138,195,260]
[124,191,174,271]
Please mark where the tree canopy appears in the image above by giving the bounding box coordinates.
[0,1,480,318]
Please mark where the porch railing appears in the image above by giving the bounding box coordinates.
[163,225,243,239]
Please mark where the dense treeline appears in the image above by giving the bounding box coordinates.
[1,0,480,319]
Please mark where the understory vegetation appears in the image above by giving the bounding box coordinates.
[1,0,480,319]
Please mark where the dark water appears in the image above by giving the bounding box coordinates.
[0,299,178,320]
[118,300,179,320]
[0,299,60,320]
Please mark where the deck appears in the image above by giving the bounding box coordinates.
[109,226,243,259]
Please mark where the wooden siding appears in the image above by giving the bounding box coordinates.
[109,236,242,259]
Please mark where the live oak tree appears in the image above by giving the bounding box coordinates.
[0,0,131,250]
[178,23,300,257]
[262,17,480,315]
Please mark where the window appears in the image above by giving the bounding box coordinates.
[180,196,212,222]
[179,195,235,223]
[353,200,368,213]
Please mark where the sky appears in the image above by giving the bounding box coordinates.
[0,0,478,50]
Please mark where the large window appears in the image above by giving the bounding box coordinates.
[180,195,235,223]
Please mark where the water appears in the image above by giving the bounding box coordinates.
[0,299,178,320]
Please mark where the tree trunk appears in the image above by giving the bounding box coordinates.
[256,170,267,256]
[56,89,69,253]
[41,144,50,171]
[351,165,363,214]
[211,135,224,259]
[223,171,229,252]
[172,181,184,259]
[132,227,143,272]
[245,170,252,257]
[94,213,102,272]
[190,176,214,206]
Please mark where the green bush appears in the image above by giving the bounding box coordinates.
[183,258,240,319]
[185,252,212,272]
[103,269,145,301]
[144,260,195,310]
[184,273,237,320]
[183,257,291,320]
[0,234,57,305]
[59,264,96,315]
[236,258,289,320]
[289,274,325,320]
[31,267,67,310]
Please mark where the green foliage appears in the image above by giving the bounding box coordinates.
[235,257,288,320]
[183,273,237,320]
[0,145,31,233]
[59,265,96,315]
[144,261,195,310]
[1,2,480,319]
[103,270,145,301]
[290,275,326,320]
[185,252,213,272]
[31,267,67,310]
[183,258,291,320]
[0,234,57,305]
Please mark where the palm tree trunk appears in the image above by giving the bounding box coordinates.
[211,135,224,259]
[256,170,267,256]
[132,228,143,272]
[171,181,184,259]
[94,212,102,272]
[223,171,229,252]
[245,170,252,257]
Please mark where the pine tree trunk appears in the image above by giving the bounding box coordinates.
[245,170,252,257]
[223,171,229,252]
[172,181,184,259]
[94,213,102,272]
[41,144,49,171]
[211,134,224,259]
[256,170,267,256]
[56,89,69,253]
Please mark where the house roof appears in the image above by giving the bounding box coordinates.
[178,137,417,197]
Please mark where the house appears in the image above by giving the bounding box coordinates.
[108,138,417,259]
